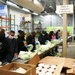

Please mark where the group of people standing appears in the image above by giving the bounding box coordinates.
[0,29,60,63]
[38,30,60,44]
[0,29,18,63]
[38,30,60,54]
[0,29,36,63]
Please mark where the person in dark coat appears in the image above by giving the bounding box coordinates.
[26,31,36,52]
[38,31,46,44]
[56,30,60,39]
[43,31,48,41]
[17,30,28,54]
[48,31,56,41]
[0,29,8,62]
[6,30,18,62]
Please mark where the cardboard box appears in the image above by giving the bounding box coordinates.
[66,67,75,75]
[0,62,36,75]
[28,53,40,66]
[28,53,75,75]
[64,58,74,69]
[28,54,65,75]
[66,68,74,75]
[39,56,65,75]
[39,56,65,65]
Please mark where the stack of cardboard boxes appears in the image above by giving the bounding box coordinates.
[0,53,75,75]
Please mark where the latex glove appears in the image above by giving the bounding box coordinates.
[14,53,18,57]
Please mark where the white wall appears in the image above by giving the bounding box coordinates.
[42,14,63,28]
[9,7,21,26]
[42,14,73,28]
[9,6,32,33]
[9,7,31,25]
[42,15,50,28]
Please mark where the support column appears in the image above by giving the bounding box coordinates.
[62,0,68,57]
[31,14,34,32]
[14,15,15,31]
[72,0,74,42]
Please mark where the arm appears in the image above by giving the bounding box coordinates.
[14,39,18,57]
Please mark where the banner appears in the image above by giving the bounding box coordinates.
[0,5,8,16]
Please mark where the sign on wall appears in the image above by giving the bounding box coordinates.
[56,4,73,14]
[0,5,8,16]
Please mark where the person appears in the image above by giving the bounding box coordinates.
[48,31,56,41]
[6,30,18,62]
[26,31,36,51]
[38,31,46,44]
[44,31,48,41]
[56,30,60,39]
[0,29,8,62]
[17,30,28,54]
[48,31,58,53]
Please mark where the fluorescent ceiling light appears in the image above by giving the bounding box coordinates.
[45,11,47,13]
[34,0,38,4]
[49,6,53,8]
[59,14,63,19]
[22,8,30,12]
[40,15,43,18]
[55,11,63,19]
[59,15,62,17]
[29,0,33,1]
[49,6,54,9]
[55,11,60,14]
[32,12,38,15]
[6,1,19,8]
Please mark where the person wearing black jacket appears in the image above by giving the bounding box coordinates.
[6,30,18,62]
[17,30,28,54]
[56,30,60,39]
[0,29,8,62]
[38,31,46,44]
[26,31,36,51]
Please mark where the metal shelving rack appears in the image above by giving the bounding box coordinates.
[20,21,31,33]
[0,15,15,31]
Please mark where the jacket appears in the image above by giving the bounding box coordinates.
[0,37,8,61]
[17,36,28,54]
[5,37,18,62]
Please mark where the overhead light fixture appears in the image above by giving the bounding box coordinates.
[40,15,43,18]
[22,8,30,12]
[49,6,54,9]
[59,15,62,17]
[44,11,47,13]
[11,0,44,14]
[6,1,19,8]
[55,11,63,19]
[49,6,52,8]
[59,14,63,19]
[55,11,60,15]
[34,0,38,4]
[32,12,38,15]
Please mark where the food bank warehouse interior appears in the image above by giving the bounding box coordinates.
[0,0,75,75]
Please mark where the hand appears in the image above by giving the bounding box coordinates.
[14,53,18,57]
[12,53,18,61]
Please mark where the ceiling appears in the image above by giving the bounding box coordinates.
[1,0,75,14]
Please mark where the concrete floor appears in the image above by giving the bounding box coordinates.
[67,42,75,58]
